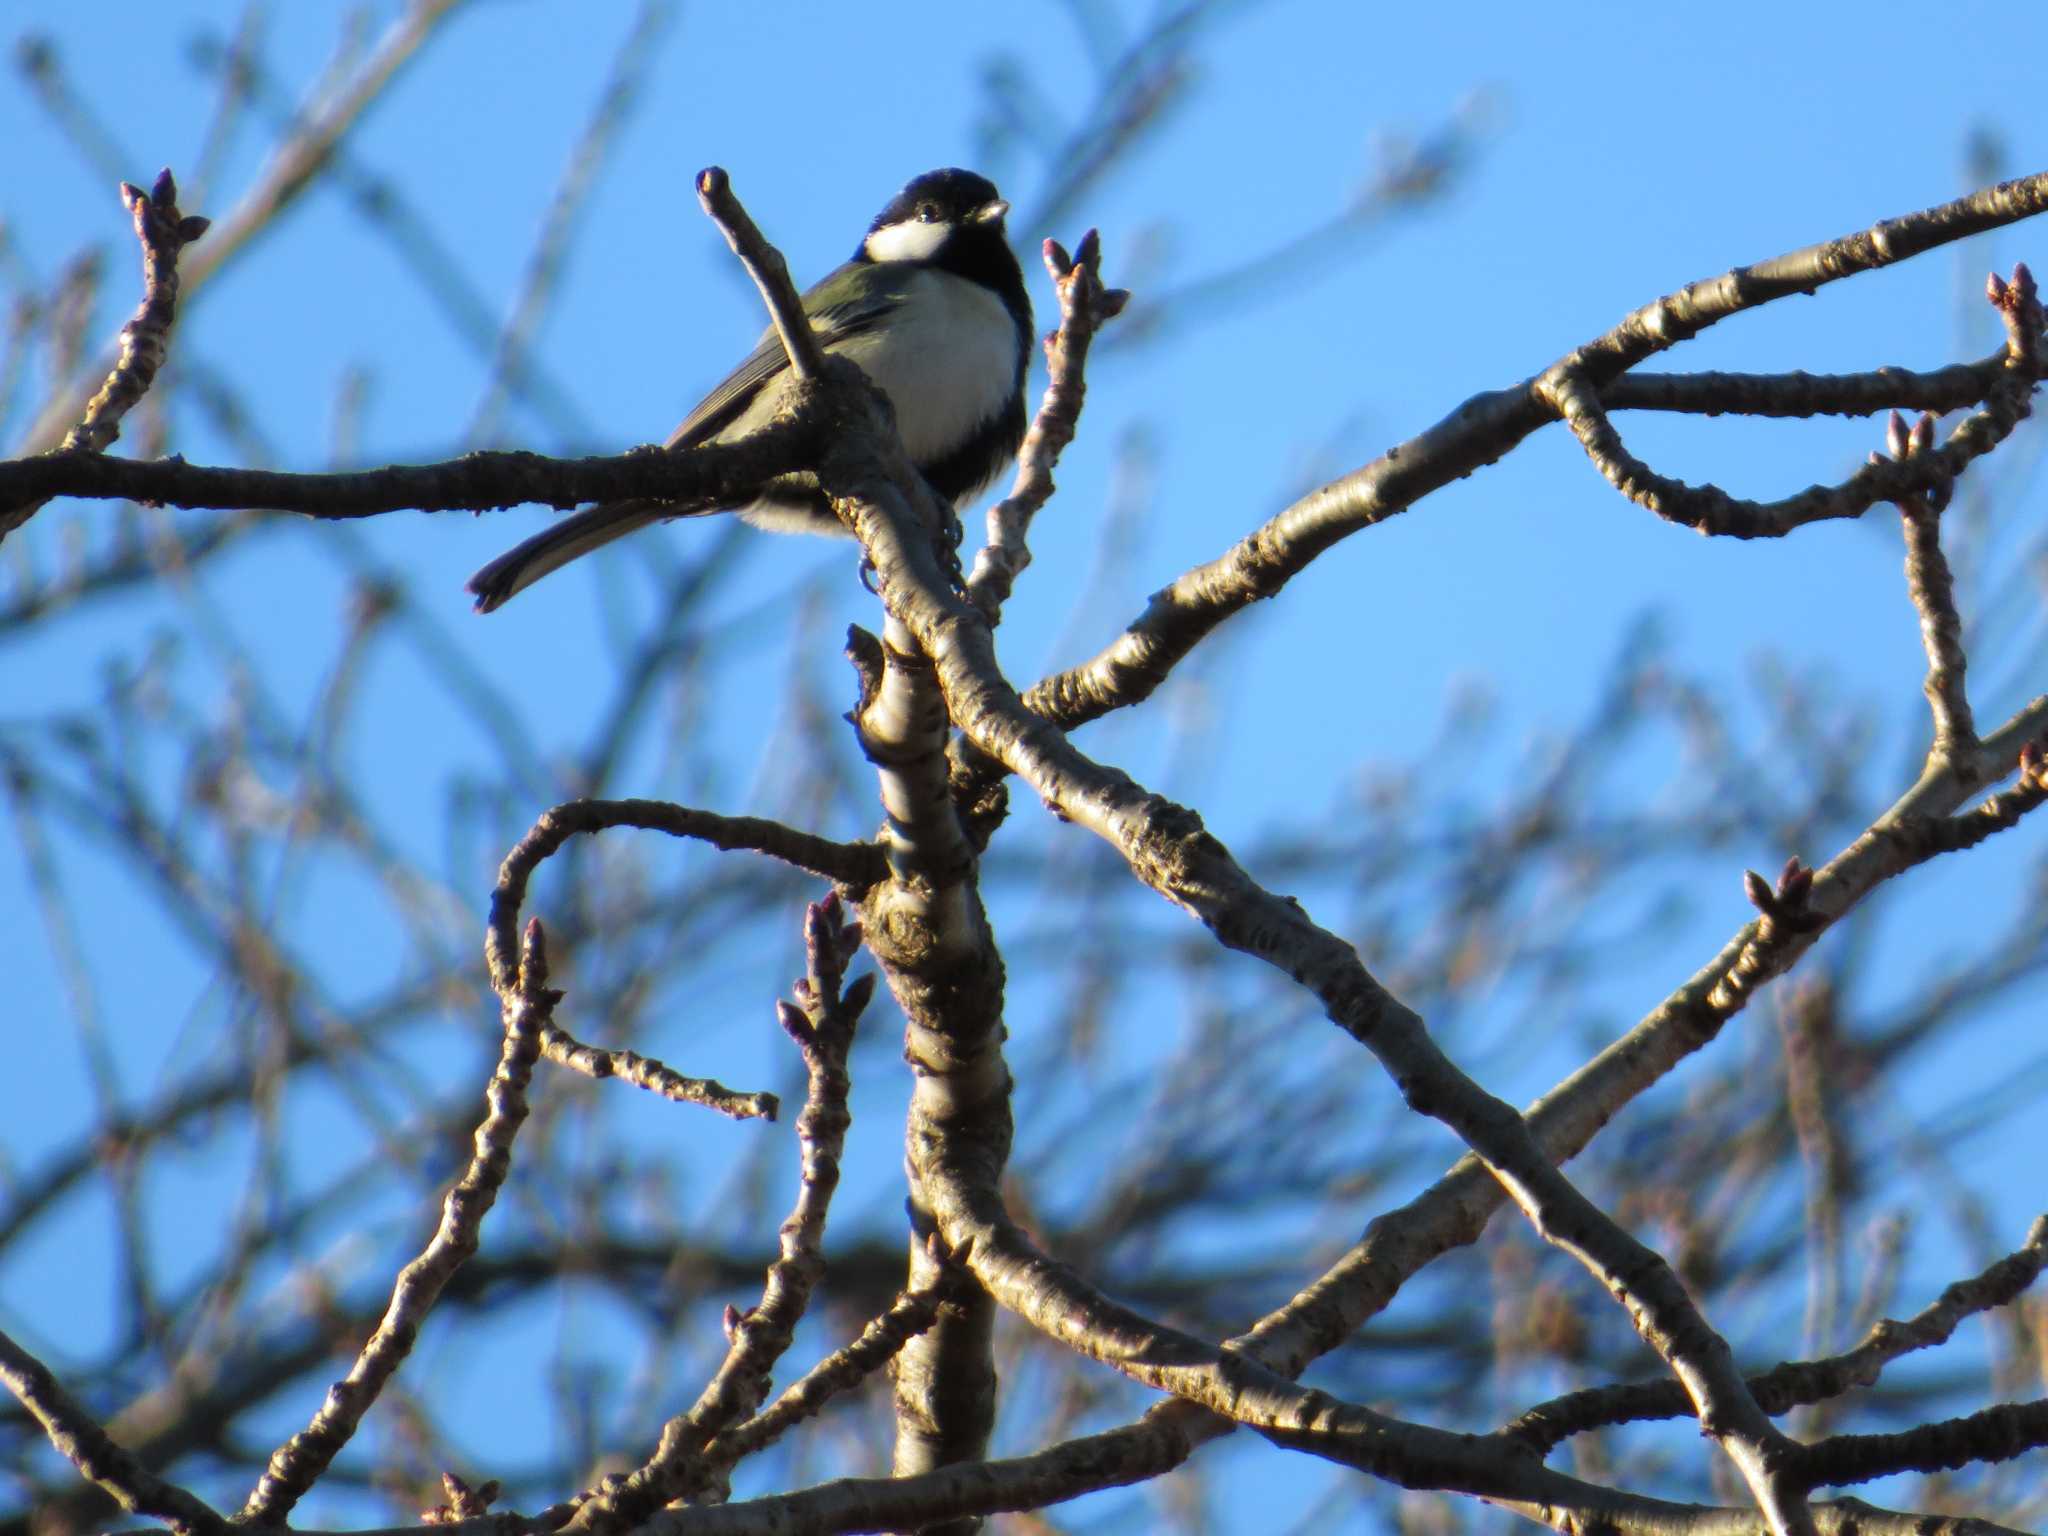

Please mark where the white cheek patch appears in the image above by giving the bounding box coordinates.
[864,218,952,264]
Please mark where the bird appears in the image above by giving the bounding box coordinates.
[467,168,1032,611]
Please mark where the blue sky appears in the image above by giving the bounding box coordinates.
[5,1,2048,1526]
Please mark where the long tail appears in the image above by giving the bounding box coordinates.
[467,499,682,612]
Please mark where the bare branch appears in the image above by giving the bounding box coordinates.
[486,797,884,995]
[238,919,549,1524]
[1886,407,1979,754]
[851,436,1825,1523]
[697,1284,942,1472]
[538,1023,779,1123]
[968,229,1129,621]
[465,2,674,443]
[15,0,473,456]
[1004,171,2048,751]
[1534,345,2034,539]
[1540,256,2043,540]
[0,418,815,520]
[0,168,207,541]
[567,896,871,1527]
[66,171,208,458]
[694,166,826,382]
[667,140,1039,1494]
[1501,1216,2048,1455]
[0,1326,227,1536]
[1605,355,2010,418]
[1800,1398,2048,1490]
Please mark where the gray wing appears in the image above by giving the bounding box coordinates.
[669,264,912,446]
[469,266,914,611]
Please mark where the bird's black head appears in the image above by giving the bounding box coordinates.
[860,168,1013,274]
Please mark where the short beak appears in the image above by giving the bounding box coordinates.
[973,198,1010,224]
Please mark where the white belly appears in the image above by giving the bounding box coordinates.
[712,268,1020,535]
[829,268,1020,464]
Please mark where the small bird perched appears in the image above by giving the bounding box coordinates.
[467,168,1032,611]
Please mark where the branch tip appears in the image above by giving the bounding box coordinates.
[519,917,550,993]
[843,970,877,1019]
[1777,858,1813,907]
[775,998,810,1044]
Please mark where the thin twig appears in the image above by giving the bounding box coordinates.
[237,918,549,1524]
[697,1283,944,1471]
[567,895,871,1527]
[466,1,673,443]
[694,166,824,381]
[0,169,208,542]
[968,230,1128,621]
[1780,979,1850,1366]
[64,171,209,457]
[1501,1216,2048,1455]
[1605,355,2011,418]
[1534,347,2034,540]
[181,19,599,446]
[1884,405,1978,754]
[486,796,884,994]
[538,1023,778,1122]
[16,0,472,456]
[1539,258,2044,543]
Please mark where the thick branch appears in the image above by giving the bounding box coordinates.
[836,440,1829,1526]
[1796,1399,2048,1488]
[657,170,1031,1501]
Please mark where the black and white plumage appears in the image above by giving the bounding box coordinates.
[467,168,1032,612]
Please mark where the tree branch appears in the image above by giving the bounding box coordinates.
[0,168,208,541]
[0,420,815,521]
[1501,1216,2048,1455]
[0,1327,226,1536]
[694,166,826,382]
[239,918,550,1524]
[999,171,2048,758]
[568,897,871,1527]
[485,797,884,996]
[967,229,1128,621]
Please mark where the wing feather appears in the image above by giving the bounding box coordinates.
[669,263,911,446]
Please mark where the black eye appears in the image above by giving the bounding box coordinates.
[917,202,940,222]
